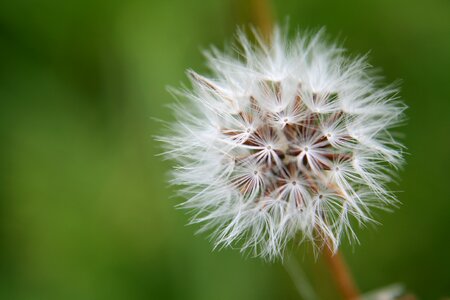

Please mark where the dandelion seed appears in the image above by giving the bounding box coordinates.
[159,27,405,260]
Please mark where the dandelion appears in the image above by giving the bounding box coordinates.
[159,27,405,261]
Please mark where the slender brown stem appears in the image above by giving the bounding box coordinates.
[323,246,360,300]
[249,0,274,41]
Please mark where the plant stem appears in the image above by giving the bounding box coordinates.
[249,0,274,40]
[323,246,360,300]
[283,253,318,300]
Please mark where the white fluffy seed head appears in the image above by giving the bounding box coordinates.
[159,27,405,260]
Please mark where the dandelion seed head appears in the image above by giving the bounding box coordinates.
[159,27,405,260]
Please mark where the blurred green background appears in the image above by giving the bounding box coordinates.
[1,0,449,299]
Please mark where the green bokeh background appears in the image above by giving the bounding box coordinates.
[1,1,449,299]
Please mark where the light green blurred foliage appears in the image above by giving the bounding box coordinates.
[0,0,449,299]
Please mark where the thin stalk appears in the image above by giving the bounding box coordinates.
[323,246,360,300]
[249,0,274,40]
[283,253,318,300]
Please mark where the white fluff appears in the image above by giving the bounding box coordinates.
[159,27,405,260]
